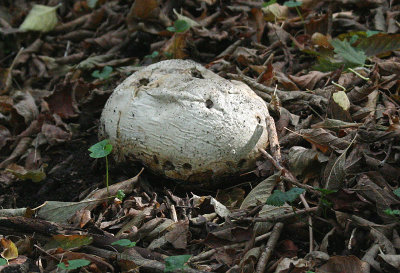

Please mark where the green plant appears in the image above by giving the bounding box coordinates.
[384,209,400,216]
[88,139,113,195]
[167,20,191,33]
[116,189,125,201]
[57,259,91,270]
[167,19,191,59]
[266,187,305,206]
[145,51,160,60]
[384,189,400,217]
[164,255,192,272]
[262,0,277,7]
[0,258,7,266]
[92,66,113,80]
[112,239,136,247]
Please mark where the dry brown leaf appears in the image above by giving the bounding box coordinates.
[317,255,369,273]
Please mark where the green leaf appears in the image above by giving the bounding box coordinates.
[164,255,191,272]
[88,139,112,158]
[116,190,125,201]
[266,188,305,206]
[284,1,302,7]
[19,4,61,32]
[330,39,366,66]
[366,30,381,37]
[112,239,136,247]
[384,209,400,216]
[285,188,305,203]
[169,20,191,33]
[91,66,113,79]
[87,0,98,9]
[262,0,277,7]
[349,35,359,44]
[0,258,7,266]
[393,188,400,198]
[166,26,176,32]
[58,259,91,270]
[44,234,93,250]
[145,51,159,59]
[266,190,287,206]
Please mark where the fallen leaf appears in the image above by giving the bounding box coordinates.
[19,4,61,32]
[317,255,369,273]
[1,238,18,261]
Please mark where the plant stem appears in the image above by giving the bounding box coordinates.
[295,7,305,27]
[105,155,109,195]
[348,67,370,81]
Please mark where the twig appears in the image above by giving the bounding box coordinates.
[256,222,284,273]
[259,148,321,196]
[299,194,313,253]
[233,207,318,222]
[228,72,328,108]
[170,204,178,222]
[326,0,333,37]
[265,113,282,164]
[34,244,60,262]
[191,231,272,263]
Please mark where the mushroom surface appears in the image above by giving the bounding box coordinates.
[100,59,270,182]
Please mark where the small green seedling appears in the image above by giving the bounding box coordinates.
[266,187,305,206]
[112,239,136,247]
[89,139,113,195]
[384,189,400,217]
[144,51,160,60]
[116,189,125,201]
[92,66,113,80]
[57,259,91,270]
[167,19,191,59]
[262,0,277,7]
[167,20,191,33]
[164,255,192,272]
[384,209,400,216]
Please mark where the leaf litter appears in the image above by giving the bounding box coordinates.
[1,0,400,272]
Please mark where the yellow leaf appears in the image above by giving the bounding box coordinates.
[19,4,61,32]
[332,91,350,111]
[1,238,18,261]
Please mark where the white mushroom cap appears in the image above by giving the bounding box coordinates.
[100,59,269,182]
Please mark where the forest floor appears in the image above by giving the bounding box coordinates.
[1,0,400,272]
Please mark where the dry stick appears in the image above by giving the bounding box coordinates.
[228,72,328,108]
[265,114,282,164]
[170,204,178,222]
[235,207,318,223]
[255,86,284,271]
[326,0,333,37]
[299,194,314,253]
[259,148,321,196]
[256,222,284,273]
[191,231,272,263]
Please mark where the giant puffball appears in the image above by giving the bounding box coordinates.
[99,59,270,182]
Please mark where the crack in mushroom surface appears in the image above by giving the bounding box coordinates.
[100,59,270,182]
